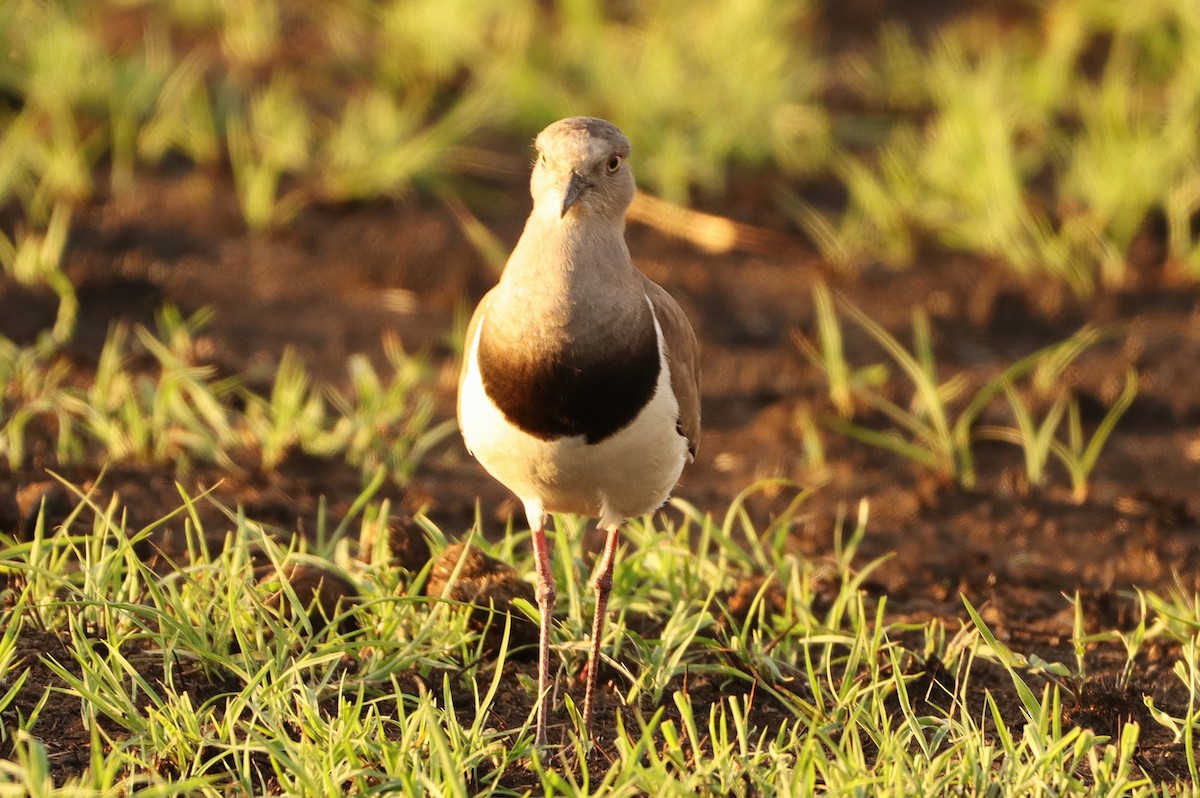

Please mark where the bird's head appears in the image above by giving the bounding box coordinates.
[531,117,635,222]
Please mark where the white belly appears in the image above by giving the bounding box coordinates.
[459,314,688,530]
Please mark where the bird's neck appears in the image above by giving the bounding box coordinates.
[484,212,648,352]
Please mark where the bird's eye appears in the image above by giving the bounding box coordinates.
[606,155,623,173]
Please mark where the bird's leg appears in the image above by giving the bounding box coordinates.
[531,523,556,747]
[582,524,621,737]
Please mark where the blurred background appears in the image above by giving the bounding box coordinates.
[5,0,1199,295]
[7,4,1200,786]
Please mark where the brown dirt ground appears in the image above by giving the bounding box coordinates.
[4,2,1200,789]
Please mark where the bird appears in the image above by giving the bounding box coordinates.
[457,116,700,747]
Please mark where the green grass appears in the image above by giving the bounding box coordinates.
[0,483,1192,794]
[798,0,1200,292]
[797,285,1133,494]
[0,307,450,484]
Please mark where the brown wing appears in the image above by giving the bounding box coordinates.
[640,273,701,460]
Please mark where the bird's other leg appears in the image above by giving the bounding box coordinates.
[582,523,621,737]
[530,518,556,747]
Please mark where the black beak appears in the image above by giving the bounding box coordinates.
[560,172,589,217]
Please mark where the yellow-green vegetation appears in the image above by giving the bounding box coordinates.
[0,306,450,483]
[796,285,1137,497]
[1,0,827,232]
[802,0,1200,291]
[0,485,1192,794]
[0,1,1195,793]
